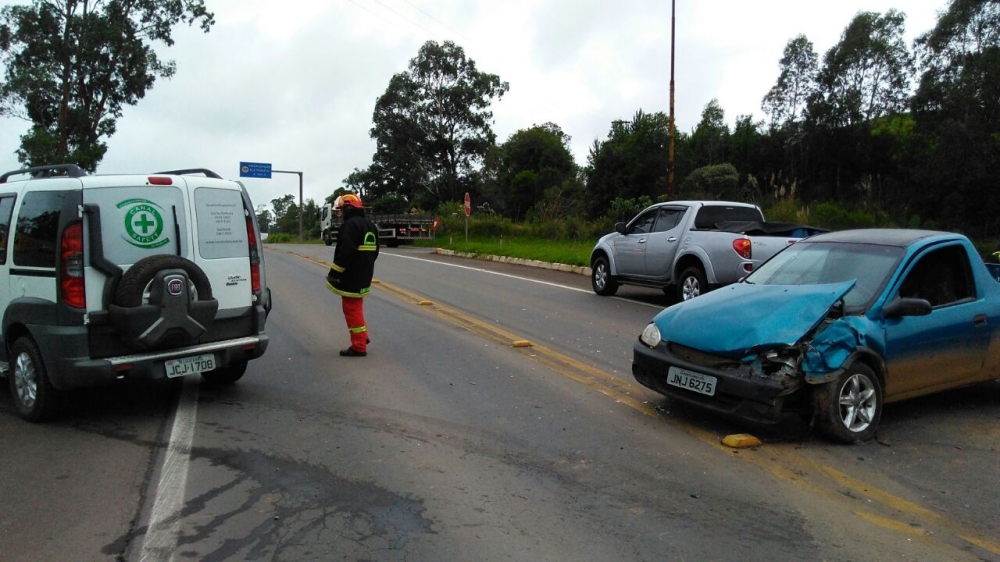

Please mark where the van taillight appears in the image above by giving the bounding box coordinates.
[61,222,85,308]
[245,214,261,292]
[732,238,752,260]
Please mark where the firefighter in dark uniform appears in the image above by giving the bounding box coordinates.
[326,193,379,356]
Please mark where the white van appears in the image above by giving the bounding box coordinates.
[0,165,272,421]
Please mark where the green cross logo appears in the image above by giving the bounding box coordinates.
[118,198,170,249]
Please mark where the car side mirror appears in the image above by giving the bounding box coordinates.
[883,297,933,319]
[615,222,626,235]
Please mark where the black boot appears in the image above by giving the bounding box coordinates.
[340,347,366,357]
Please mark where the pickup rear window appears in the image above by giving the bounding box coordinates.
[694,206,763,229]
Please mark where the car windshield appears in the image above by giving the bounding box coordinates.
[744,241,904,308]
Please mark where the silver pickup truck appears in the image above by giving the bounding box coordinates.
[590,201,824,301]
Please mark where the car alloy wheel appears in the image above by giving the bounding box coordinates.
[591,256,618,296]
[815,362,883,444]
[677,266,707,302]
[13,350,37,410]
[838,372,878,433]
[9,337,58,422]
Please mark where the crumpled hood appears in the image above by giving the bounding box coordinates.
[651,280,856,357]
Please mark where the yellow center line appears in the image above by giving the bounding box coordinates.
[289,249,999,557]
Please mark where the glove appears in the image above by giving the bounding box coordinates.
[325,267,341,287]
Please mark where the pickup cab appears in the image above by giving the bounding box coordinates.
[590,201,822,301]
[632,229,1000,443]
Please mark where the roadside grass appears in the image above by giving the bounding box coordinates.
[263,233,592,266]
[414,237,592,267]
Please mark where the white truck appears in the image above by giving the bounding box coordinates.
[318,204,436,247]
[590,200,824,302]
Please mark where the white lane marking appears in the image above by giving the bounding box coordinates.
[140,377,198,562]
[382,252,664,309]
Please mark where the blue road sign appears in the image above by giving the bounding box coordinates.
[239,161,272,179]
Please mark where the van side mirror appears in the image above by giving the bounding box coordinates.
[883,297,933,319]
[615,222,626,235]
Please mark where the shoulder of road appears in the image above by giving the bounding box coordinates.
[433,248,592,277]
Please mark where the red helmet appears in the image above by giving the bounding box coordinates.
[334,193,363,210]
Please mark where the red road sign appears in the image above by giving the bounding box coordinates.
[464,192,471,217]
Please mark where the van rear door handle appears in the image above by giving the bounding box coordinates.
[974,314,987,326]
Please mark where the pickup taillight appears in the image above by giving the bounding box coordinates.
[733,238,752,260]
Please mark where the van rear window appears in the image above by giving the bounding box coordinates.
[14,190,79,268]
[195,187,248,259]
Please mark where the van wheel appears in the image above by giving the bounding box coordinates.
[592,256,618,296]
[677,266,706,301]
[814,363,883,444]
[9,337,59,422]
[201,361,247,386]
[115,255,213,307]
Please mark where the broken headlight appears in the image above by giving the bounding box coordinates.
[640,323,661,348]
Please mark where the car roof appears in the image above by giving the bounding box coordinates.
[803,228,955,247]
[654,200,759,208]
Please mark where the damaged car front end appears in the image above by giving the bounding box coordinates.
[632,236,909,442]
[632,280,860,423]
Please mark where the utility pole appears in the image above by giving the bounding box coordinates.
[667,0,677,200]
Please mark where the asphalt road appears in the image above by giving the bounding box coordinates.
[0,243,997,561]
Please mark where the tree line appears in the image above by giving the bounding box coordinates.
[342,0,999,241]
[1,1,996,241]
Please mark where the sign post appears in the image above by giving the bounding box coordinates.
[241,162,304,241]
[464,192,471,243]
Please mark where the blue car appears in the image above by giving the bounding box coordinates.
[632,229,1000,443]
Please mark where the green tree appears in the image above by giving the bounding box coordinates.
[270,194,295,234]
[0,0,214,171]
[909,0,1000,238]
[762,35,818,128]
[728,114,764,186]
[678,163,740,200]
[585,110,670,218]
[369,40,508,206]
[690,99,729,167]
[495,122,578,220]
[255,207,272,234]
[808,10,914,128]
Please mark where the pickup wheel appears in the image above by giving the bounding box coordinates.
[591,256,619,296]
[814,363,883,444]
[677,266,707,301]
[9,337,60,422]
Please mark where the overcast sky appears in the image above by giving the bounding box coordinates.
[0,0,947,211]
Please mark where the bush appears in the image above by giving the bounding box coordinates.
[810,202,877,230]
[763,198,808,224]
[264,233,298,243]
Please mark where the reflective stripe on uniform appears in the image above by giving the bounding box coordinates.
[326,283,371,298]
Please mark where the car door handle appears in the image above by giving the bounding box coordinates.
[974,314,987,326]
[667,237,677,242]
[638,238,647,243]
